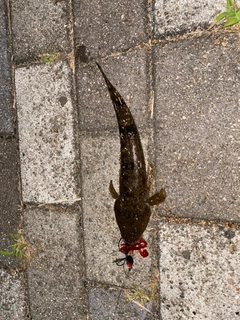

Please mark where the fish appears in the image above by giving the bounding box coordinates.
[97,63,166,268]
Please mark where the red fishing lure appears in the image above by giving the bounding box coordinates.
[97,63,166,270]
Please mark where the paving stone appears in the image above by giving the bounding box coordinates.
[153,0,225,36]
[11,0,71,64]
[73,0,148,60]
[159,219,240,319]
[153,33,240,221]
[0,0,13,133]
[76,49,151,132]
[81,133,153,286]
[0,138,21,267]
[88,287,155,320]
[24,207,87,320]
[0,269,26,320]
[15,61,78,204]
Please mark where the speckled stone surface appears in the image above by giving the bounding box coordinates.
[23,207,87,319]
[73,0,149,60]
[159,220,240,319]
[153,32,240,222]
[76,49,151,133]
[10,0,71,64]
[0,0,13,133]
[153,0,225,36]
[0,269,26,320]
[88,287,155,320]
[0,139,21,268]
[15,61,78,204]
[1,0,239,318]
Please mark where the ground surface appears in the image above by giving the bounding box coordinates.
[0,0,239,319]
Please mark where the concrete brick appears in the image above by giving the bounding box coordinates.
[0,269,26,319]
[153,0,225,36]
[88,287,155,319]
[0,0,13,133]
[15,61,78,204]
[159,220,240,319]
[73,0,148,60]
[24,207,87,320]
[0,139,21,268]
[11,0,71,63]
[153,33,240,221]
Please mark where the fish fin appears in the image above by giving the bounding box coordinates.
[109,180,119,199]
[146,188,166,206]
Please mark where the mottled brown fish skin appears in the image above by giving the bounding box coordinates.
[97,63,166,244]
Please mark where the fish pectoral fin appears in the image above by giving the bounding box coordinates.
[109,180,119,199]
[146,188,166,206]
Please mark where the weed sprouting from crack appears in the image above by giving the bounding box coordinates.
[122,279,159,315]
[0,231,43,264]
[210,0,240,28]
[38,50,57,63]
[0,232,27,258]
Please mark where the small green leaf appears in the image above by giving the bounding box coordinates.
[9,233,21,240]
[11,244,17,256]
[224,17,239,26]
[226,11,238,17]
[0,232,28,259]
[0,250,13,256]
[16,244,27,258]
[39,50,57,63]
[226,0,234,12]
[215,11,228,21]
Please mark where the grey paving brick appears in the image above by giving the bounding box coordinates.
[24,207,87,320]
[88,287,155,319]
[153,32,240,221]
[153,0,225,36]
[0,0,13,133]
[76,49,151,132]
[73,0,148,60]
[0,138,21,267]
[159,219,240,319]
[15,61,78,204]
[0,269,26,320]
[81,134,153,286]
[11,0,71,64]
